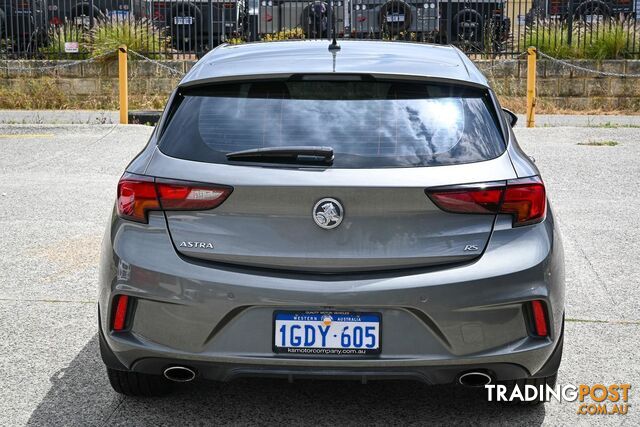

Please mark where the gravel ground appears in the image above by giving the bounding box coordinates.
[0,124,638,426]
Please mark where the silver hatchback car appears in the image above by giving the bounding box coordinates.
[99,40,565,401]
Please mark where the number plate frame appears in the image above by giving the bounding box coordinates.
[272,310,382,356]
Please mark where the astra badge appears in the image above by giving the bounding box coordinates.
[313,198,344,230]
[179,241,214,249]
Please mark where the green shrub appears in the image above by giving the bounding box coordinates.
[38,20,170,60]
[583,21,635,60]
[522,21,582,59]
[40,26,90,59]
[523,18,640,60]
[89,19,169,60]
[262,27,305,41]
[381,31,418,42]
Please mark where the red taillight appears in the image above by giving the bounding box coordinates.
[426,176,546,226]
[113,295,129,331]
[531,300,548,337]
[117,175,160,223]
[156,180,232,211]
[425,185,503,214]
[501,177,546,226]
[116,174,232,223]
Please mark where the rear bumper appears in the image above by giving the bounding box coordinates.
[99,316,564,384]
[133,357,531,384]
[98,208,565,384]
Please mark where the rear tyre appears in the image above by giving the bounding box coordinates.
[106,367,173,397]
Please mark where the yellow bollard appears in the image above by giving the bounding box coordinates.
[118,45,128,125]
[526,47,537,128]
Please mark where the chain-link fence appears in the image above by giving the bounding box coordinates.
[0,0,639,59]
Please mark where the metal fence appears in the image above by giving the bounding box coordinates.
[0,0,639,59]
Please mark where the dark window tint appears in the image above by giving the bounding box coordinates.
[159,80,505,168]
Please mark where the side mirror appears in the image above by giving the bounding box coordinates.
[503,108,518,128]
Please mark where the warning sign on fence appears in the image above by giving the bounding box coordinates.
[64,42,79,53]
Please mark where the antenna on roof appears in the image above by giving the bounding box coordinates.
[328,0,340,51]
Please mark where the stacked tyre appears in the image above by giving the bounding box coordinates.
[380,0,411,36]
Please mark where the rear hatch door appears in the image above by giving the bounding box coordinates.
[149,156,516,272]
[149,78,516,273]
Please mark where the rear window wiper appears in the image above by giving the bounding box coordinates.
[226,146,334,165]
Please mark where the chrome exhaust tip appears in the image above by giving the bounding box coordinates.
[163,366,196,382]
[458,371,493,387]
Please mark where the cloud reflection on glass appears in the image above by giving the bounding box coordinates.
[161,81,505,168]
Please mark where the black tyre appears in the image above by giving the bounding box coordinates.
[7,11,36,52]
[452,8,484,50]
[380,0,412,36]
[106,367,173,397]
[574,0,611,21]
[70,4,105,27]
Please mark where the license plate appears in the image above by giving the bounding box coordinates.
[174,16,194,25]
[386,14,405,22]
[274,311,381,355]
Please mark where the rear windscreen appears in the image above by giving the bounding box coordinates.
[159,80,506,168]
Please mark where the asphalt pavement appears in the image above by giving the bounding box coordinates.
[0,124,638,426]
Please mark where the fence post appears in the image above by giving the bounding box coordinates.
[446,0,452,43]
[118,45,128,125]
[526,46,537,128]
[567,1,574,46]
[209,0,214,46]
